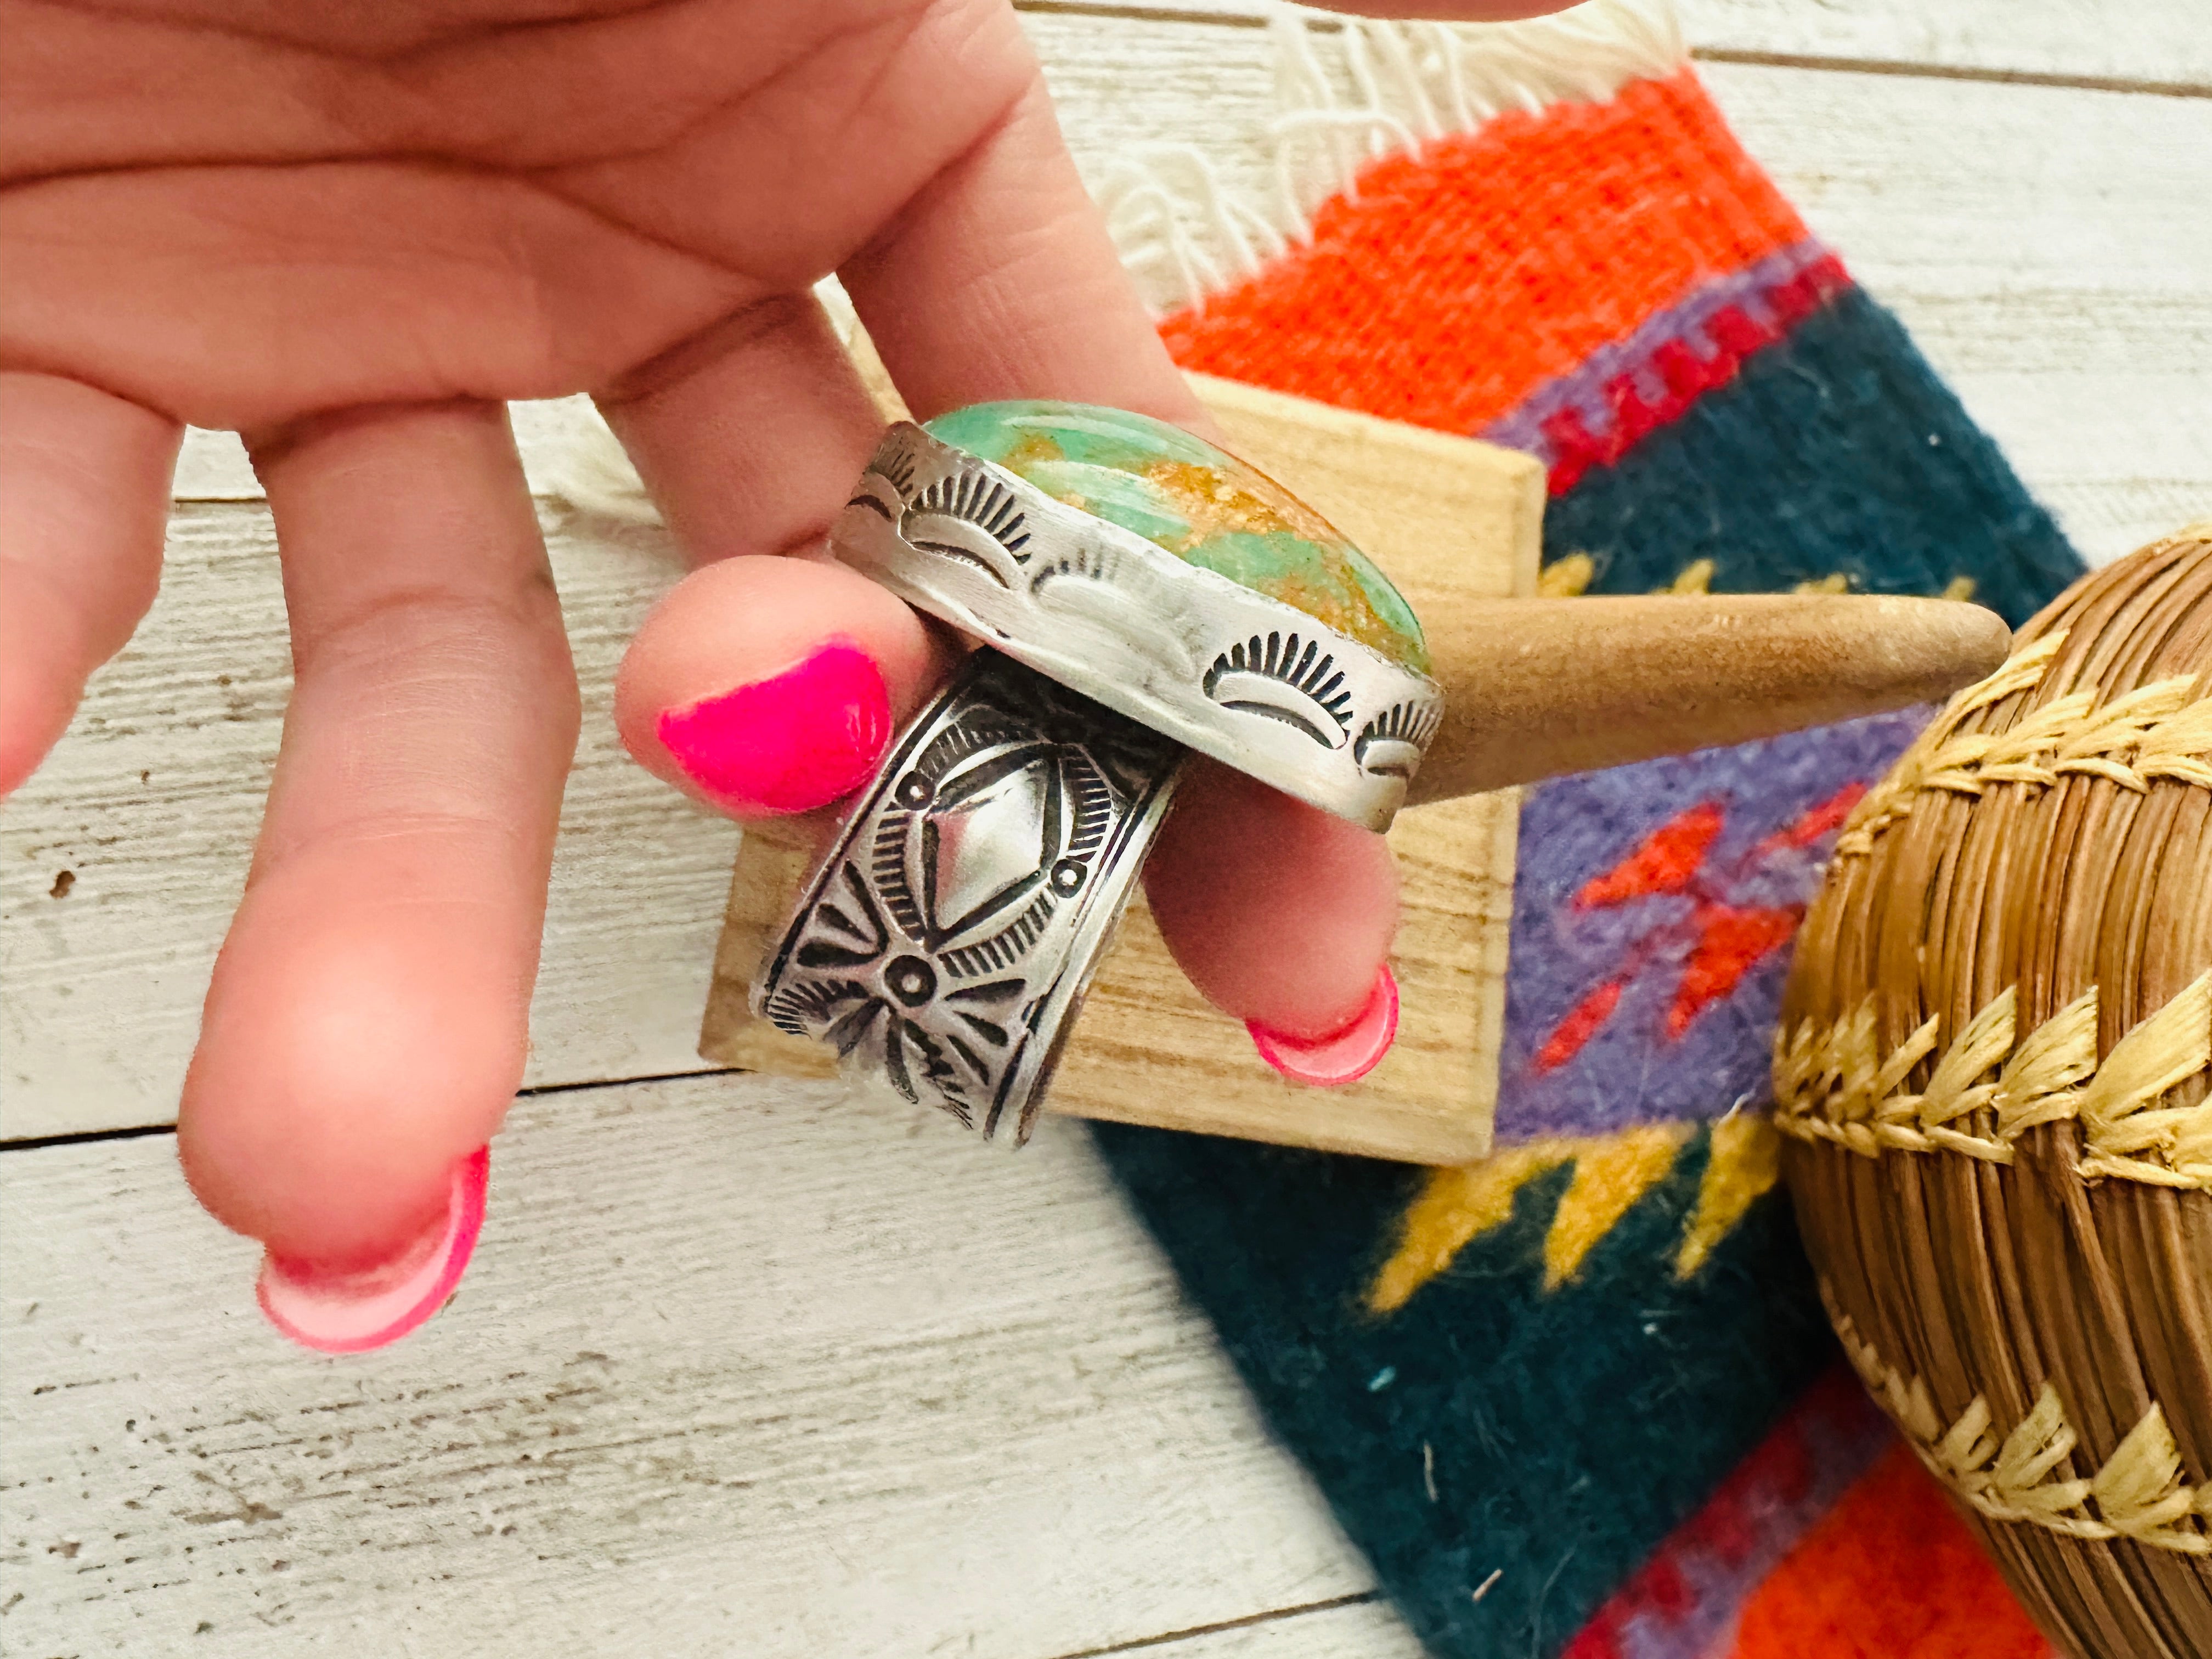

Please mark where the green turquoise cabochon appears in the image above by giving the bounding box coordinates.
[922,400,1432,674]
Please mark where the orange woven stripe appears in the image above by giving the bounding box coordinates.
[1727,1444,2050,1659]
[1160,69,1810,435]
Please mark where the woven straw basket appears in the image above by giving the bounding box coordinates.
[1776,524,2212,1657]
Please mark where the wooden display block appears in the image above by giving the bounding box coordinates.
[699,374,1542,1165]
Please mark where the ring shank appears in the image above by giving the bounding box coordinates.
[752,651,1184,1143]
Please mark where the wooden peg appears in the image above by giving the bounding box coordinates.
[1409,592,2012,805]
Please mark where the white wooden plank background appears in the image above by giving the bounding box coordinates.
[1080,0,2212,89]
[5,4,2208,1656]
[0,1076,1423,1658]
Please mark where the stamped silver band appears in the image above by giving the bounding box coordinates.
[836,422,1441,834]
[752,651,1183,1144]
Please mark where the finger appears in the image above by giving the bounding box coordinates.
[1144,764,1400,1042]
[838,75,1393,1047]
[594,291,887,568]
[177,401,576,1329]
[593,295,940,835]
[0,371,179,795]
[614,553,950,834]
[838,79,1205,429]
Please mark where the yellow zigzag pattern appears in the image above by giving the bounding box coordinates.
[1372,552,1920,1314]
[1367,1114,1782,1313]
[1374,561,1995,1312]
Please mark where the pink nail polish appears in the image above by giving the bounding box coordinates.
[656,640,890,815]
[257,1147,489,1355]
[1248,964,1400,1087]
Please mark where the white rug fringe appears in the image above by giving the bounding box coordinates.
[1101,0,1684,315]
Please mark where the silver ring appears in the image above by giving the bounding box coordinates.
[835,414,1442,833]
[752,650,1183,1144]
[758,402,1443,1139]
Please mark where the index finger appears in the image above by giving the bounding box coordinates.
[838,76,1205,432]
[837,71,1398,1048]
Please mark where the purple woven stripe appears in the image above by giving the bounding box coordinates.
[1479,240,1836,467]
[1494,708,1927,1143]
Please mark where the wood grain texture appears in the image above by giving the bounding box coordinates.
[171,396,606,504]
[1679,0,2212,89]
[1119,1596,1427,1656]
[1047,792,1516,1161]
[702,375,1539,1164]
[1412,593,2011,801]
[1,505,739,1141]
[1025,0,2212,91]
[0,1074,1402,1658]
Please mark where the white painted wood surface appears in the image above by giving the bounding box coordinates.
[1677,0,2212,88]
[0,1076,1420,1658]
[5,5,2208,1655]
[1074,0,2212,89]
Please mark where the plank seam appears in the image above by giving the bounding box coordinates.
[1691,46,2212,101]
[516,1064,741,1099]
[0,1121,178,1154]
[1041,1591,1387,1658]
[1011,1,2212,101]
[0,1067,743,1153]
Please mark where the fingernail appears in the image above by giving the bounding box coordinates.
[656,640,890,815]
[1248,964,1400,1087]
[257,1146,490,1355]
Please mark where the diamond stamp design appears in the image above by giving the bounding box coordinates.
[756,653,1183,1142]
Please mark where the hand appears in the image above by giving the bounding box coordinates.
[0,0,1413,1323]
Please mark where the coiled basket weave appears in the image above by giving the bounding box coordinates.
[1777,524,2211,1658]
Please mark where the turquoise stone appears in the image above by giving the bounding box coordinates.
[923,400,1430,673]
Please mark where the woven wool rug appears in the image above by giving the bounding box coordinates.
[1083,4,2085,1654]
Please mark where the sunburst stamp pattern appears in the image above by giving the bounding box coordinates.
[831,418,1443,832]
[903,469,1032,586]
[1355,699,1444,778]
[1203,631,1356,748]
